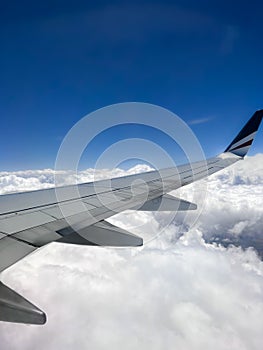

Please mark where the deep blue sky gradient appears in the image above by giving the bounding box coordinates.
[1,0,263,170]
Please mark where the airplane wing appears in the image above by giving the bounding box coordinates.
[0,110,262,325]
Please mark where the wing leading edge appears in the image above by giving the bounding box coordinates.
[0,109,262,325]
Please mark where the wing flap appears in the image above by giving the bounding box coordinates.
[0,211,56,235]
[57,220,143,247]
[0,236,36,272]
[138,194,197,211]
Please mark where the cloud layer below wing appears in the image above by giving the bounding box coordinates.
[0,155,263,350]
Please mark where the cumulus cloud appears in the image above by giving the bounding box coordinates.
[0,169,55,194]
[172,154,263,257]
[0,154,263,349]
[0,164,153,194]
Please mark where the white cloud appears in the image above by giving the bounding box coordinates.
[171,154,263,245]
[0,155,263,349]
[0,164,153,194]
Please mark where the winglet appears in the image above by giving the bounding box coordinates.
[224,110,263,157]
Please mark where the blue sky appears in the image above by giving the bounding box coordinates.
[1,0,263,170]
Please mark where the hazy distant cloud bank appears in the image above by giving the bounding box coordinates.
[0,154,263,350]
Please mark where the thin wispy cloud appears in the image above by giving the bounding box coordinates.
[220,25,240,55]
[188,117,214,125]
